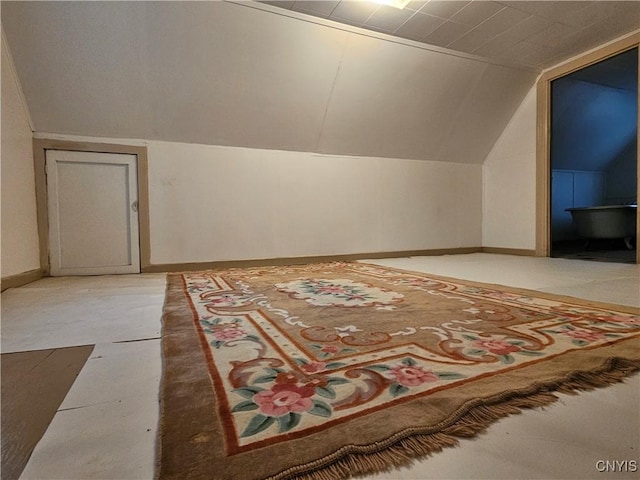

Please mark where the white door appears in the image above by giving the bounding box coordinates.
[46,150,140,276]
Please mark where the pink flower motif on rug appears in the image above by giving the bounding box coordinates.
[200,317,259,349]
[457,333,543,365]
[275,278,403,307]
[231,371,336,438]
[563,328,606,342]
[363,357,466,397]
[308,343,357,359]
[321,345,339,354]
[253,384,315,417]
[389,364,439,387]
[204,293,249,308]
[212,324,248,342]
[542,324,622,347]
[301,361,327,374]
[473,339,521,356]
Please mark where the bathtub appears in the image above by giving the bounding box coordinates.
[565,205,637,249]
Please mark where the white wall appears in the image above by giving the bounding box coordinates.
[1,35,39,278]
[482,86,537,250]
[147,141,482,265]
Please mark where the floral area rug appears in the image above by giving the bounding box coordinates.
[157,262,640,480]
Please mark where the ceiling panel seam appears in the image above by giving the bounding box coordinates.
[314,33,348,153]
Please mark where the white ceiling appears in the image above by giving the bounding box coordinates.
[259,0,640,69]
[2,0,536,163]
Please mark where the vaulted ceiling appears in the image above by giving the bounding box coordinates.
[1,1,637,164]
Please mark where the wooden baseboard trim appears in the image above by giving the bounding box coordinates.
[142,247,483,273]
[481,247,537,256]
[1,269,45,292]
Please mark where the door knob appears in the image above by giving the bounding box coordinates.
[132,201,139,212]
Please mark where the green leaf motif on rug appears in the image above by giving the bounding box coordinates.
[241,414,275,438]
[466,348,487,356]
[436,372,466,380]
[498,354,515,364]
[253,374,278,384]
[389,383,410,397]
[325,362,347,369]
[309,399,332,417]
[401,357,417,366]
[200,317,221,327]
[277,412,302,433]
[366,364,391,372]
[235,395,335,438]
[315,385,337,399]
[517,350,544,357]
[233,386,265,399]
[325,377,350,386]
[231,400,259,413]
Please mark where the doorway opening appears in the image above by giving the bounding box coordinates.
[550,48,638,264]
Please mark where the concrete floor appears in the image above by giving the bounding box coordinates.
[1,253,638,480]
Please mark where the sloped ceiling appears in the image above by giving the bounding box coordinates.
[259,1,640,69]
[1,1,537,163]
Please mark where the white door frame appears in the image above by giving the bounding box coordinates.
[46,150,141,275]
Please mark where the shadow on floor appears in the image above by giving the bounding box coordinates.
[552,239,637,264]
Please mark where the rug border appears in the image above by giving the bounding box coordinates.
[155,297,165,480]
[354,261,640,315]
[265,357,638,480]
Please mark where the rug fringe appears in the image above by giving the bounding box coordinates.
[271,357,639,480]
